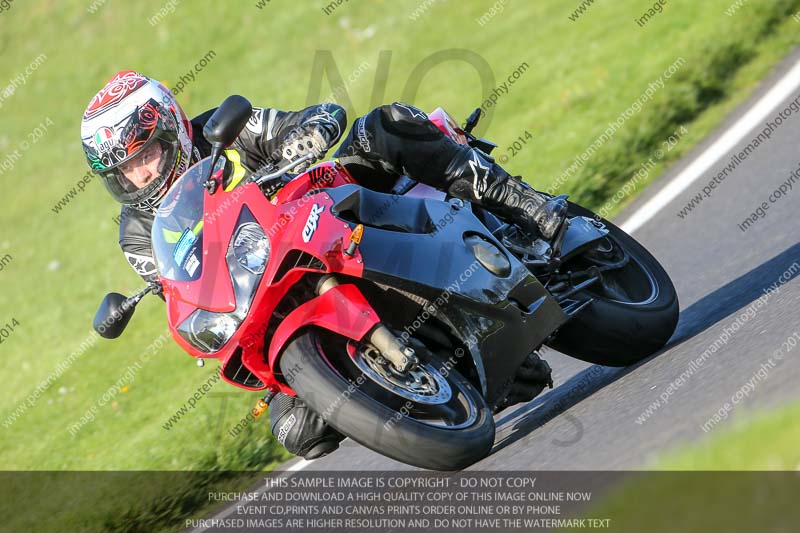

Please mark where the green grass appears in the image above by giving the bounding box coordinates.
[0,470,269,532]
[1,0,800,529]
[563,402,800,532]
[652,401,800,470]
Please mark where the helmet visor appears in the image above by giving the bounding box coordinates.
[96,132,180,206]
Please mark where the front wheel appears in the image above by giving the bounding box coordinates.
[545,202,679,366]
[279,328,495,471]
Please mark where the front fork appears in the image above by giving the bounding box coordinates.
[316,275,419,373]
[254,274,419,417]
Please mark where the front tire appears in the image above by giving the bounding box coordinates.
[545,202,679,366]
[279,328,495,471]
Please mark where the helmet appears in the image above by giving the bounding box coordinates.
[80,71,194,211]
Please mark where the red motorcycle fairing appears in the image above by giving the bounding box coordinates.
[154,110,470,394]
[273,161,350,204]
[265,283,380,378]
[155,156,375,394]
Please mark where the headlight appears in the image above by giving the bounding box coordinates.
[177,310,241,353]
[178,207,268,353]
[233,222,270,274]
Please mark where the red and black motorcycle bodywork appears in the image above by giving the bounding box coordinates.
[152,109,570,405]
[143,106,678,469]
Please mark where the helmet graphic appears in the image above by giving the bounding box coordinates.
[80,71,194,211]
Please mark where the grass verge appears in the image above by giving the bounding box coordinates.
[564,402,800,532]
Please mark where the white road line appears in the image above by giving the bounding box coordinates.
[285,458,314,472]
[188,458,312,533]
[620,56,800,234]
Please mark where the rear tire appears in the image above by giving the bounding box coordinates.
[545,203,679,366]
[279,328,495,470]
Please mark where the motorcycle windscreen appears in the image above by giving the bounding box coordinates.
[151,157,221,282]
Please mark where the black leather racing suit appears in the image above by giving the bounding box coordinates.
[117,103,347,282]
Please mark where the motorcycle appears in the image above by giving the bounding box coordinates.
[94,96,679,470]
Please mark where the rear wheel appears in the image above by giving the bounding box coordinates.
[544,203,679,366]
[279,327,495,470]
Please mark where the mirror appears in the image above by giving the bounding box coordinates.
[203,95,253,147]
[93,292,136,339]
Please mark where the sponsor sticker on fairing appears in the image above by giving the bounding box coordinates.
[173,228,197,265]
[183,253,200,276]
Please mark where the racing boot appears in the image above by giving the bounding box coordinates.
[269,392,345,460]
[443,146,567,239]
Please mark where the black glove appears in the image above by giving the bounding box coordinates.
[280,126,330,172]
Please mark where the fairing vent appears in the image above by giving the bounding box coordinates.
[222,348,265,389]
[273,250,327,283]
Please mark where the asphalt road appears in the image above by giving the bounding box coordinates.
[196,47,800,530]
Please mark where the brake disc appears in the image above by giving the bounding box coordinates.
[346,341,452,405]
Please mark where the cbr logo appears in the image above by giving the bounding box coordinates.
[302,204,325,243]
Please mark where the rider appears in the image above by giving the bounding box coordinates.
[80,71,564,460]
